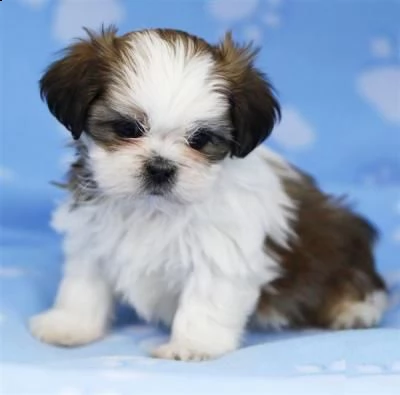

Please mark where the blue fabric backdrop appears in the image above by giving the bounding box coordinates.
[0,1,399,394]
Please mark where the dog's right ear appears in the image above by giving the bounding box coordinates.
[40,26,119,139]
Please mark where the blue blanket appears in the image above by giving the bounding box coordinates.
[1,0,399,393]
[1,184,399,394]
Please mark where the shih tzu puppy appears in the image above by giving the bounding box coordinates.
[30,27,387,361]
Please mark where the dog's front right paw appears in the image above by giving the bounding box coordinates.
[151,342,218,362]
[30,309,104,347]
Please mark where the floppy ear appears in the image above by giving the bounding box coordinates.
[216,33,281,158]
[40,26,119,139]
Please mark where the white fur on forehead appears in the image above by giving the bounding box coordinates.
[108,31,228,135]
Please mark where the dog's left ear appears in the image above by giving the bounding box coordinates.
[215,33,281,158]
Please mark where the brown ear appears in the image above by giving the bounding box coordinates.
[40,26,119,139]
[216,32,280,158]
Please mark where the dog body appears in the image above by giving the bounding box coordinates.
[30,28,387,361]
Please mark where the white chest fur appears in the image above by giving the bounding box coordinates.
[52,147,296,325]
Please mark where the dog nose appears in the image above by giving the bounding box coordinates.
[145,156,177,184]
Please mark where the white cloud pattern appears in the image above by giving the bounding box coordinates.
[272,106,316,150]
[370,37,393,59]
[53,0,124,43]
[356,66,400,125]
[395,200,400,215]
[262,12,281,28]
[0,267,26,278]
[0,166,15,183]
[242,25,262,44]
[393,227,400,243]
[18,0,48,8]
[207,0,259,22]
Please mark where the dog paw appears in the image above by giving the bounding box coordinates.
[30,309,104,347]
[151,342,219,362]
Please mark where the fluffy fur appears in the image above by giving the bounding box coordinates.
[30,27,387,361]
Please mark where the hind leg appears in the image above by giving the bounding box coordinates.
[319,269,387,330]
[324,290,387,330]
[254,268,387,331]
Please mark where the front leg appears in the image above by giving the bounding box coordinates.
[30,262,113,347]
[152,272,259,361]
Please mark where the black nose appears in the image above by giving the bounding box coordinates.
[145,156,177,184]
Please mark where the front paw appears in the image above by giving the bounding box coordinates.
[30,309,105,347]
[151,342,226,362]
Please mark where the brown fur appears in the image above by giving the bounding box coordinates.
[214,32,281,158]
[41,26,386,331]
[40,26,127,140]
[40,27,280,159]
[257,170,386,329]
[154,28,212,55]
[87,100,148,150]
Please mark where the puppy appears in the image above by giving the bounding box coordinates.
[30,27,387,361]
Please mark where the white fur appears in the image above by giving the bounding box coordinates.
[31,270,113,346]
[30,309,104,347]
[30,146,297,359]
[253,308,290,331]
[30,31,298,360]
[89,31,230,203]
[331,291,388,330]
[110,31,228,133]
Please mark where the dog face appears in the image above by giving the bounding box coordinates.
[41,27,280,203]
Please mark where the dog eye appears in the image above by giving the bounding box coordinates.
[188,129,213,150]
[112,120,144,139]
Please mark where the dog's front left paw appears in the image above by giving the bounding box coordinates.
[151,342,224,362]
